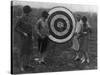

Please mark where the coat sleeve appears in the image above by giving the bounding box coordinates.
[75,20,83,34]
[34,19,41,35]
[87,21,91,28]
[15,18,25,35]
[87,21,92,33]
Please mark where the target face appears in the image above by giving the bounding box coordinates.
[48,7,76,43]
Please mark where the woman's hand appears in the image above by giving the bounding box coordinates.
[23,32,28,36]
[74,32,78,36]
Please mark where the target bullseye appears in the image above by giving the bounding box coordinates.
[57,22,64,28]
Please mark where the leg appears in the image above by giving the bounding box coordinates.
[20,37,33,71]
[74,36,84,62]
[72,36,80,60]
[34,37,42,62]
[74,51,81,61]
[34,37,49,63]
[40,37,48,53]
[35,37,49,63]
[83,36,90,63]
[37,37,42,52]
[78,37,86,63]
[80,36,89,63]
[40,37,49,62]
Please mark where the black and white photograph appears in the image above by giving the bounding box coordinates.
[11,0,97,74]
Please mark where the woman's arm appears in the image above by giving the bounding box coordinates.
[35,19,42,37]
[87,21,92,34]
[15,19,28,37]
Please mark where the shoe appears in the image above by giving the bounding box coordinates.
[20,67,24,72]
[81,56,86,64]
[34,57,46,64]
[86,58,90,63]
[40,61,46,64]
[34,58,40,61]
[74,55,80,61]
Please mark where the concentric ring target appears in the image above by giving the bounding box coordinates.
[48,7,76,43]
[50,14,70,36]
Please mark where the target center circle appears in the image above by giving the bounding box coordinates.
[57,21,64,28]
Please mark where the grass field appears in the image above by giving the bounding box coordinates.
[12,5,97,74]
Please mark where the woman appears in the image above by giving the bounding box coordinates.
[78,16,92,63]
[72,16,92,64]
[15,5,34,71]
[34,11,49,64]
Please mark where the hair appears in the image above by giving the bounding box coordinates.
[76,14,81,21]
[41,11,49,19]
[82,16,87,23]
[23,5,32,14]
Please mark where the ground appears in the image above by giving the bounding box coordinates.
[12,6,97,74]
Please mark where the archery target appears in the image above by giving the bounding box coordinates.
[50,14,70,36]
[48,7,76,43]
